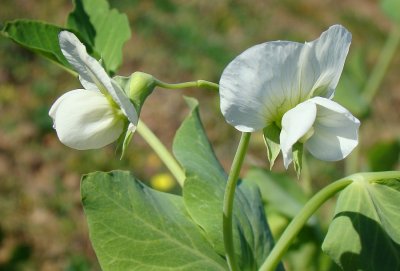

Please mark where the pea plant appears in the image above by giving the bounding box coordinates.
[2,0,399,270]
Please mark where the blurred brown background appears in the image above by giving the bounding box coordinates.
[0,0,399,270]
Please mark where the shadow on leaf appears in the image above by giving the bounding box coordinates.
[336,211,400,271]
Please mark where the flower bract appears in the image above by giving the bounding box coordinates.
[219,25,360,168]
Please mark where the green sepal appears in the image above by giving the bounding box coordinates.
[292,142,303,178]
[115,122,135,160]
[113,72,156,113]
[263,123,281,169]
[113,72,156,159]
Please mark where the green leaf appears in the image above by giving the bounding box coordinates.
[173,97,279,270]
[381,0,400,24]
[322,179,400,271]
[67,0,131,73]
[81,170,228,271]
[263,123,281,169]
[1,20,73,72]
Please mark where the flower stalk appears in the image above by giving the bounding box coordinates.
[155,79,219,91]
[222,132,251,271]
[136,120,185,187]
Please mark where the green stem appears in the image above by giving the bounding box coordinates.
[223,132,251,271]
[364,25,400,103]
[136,120,185,187]
[155,79,219,91]
[259,170,400,271]
[259,178,352,271]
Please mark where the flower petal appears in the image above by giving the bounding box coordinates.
[299,25,351,99]
[58,31,99,91]
[280,101,317,168]
[219,25,351,132]
[59,31,139,127]
[220,41,304,132]
[305,97,360,161]
[49,89,124,150]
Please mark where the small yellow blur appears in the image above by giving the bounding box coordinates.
[150,173,175,192]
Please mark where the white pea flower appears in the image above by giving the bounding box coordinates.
[220,25,360,169]
[49,31,138,150]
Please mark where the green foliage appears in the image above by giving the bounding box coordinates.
[322,179,400,270]
[334,49,369,117]
[1,20,71,70]
[367,140,400,171]
[1,0,131,76]
[245,169,333,271]
[245,169,313,225]
[173,97,279,270]
[381,0,400,24]
[67,0,131,74]
[81,171,227,271]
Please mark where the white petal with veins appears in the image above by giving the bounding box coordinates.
[49,89,124,150]
[305,97,360,161]
[219,25,351,132]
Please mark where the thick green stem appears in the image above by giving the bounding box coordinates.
[155,79,219,91]
[223,132,251,271]
[259,171,400,271]
[364,25,400,103]
[136,120,185,187]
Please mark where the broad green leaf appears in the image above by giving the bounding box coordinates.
[244,169,316,226]
[173,97,280,270]
[381,0,400,24]
[263,123,281,169]
[1,20,72,72]
[67,0,131,73]
[322,179,400,271]
[81,171,228,271]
